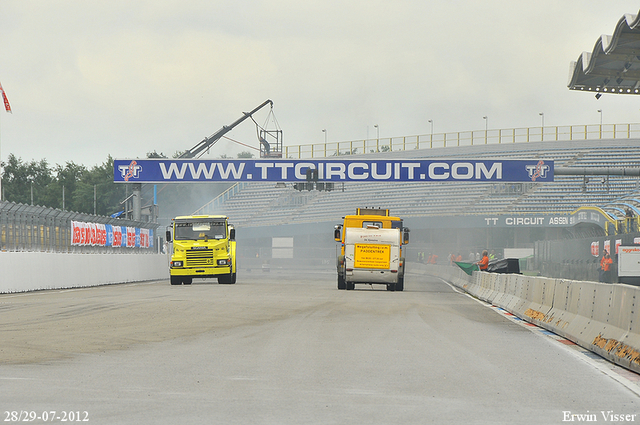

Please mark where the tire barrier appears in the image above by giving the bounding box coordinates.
[426,263,640,374]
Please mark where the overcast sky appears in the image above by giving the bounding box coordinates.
[1,1,640,167]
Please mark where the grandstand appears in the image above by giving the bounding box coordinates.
[195,138,640,229]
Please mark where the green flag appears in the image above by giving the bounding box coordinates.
[455,261,478,276]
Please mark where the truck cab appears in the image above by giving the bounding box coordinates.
[166,215,237,285]
[334,208,409,291]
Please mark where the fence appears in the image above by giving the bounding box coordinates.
[0,201,159,253]
[283,123,640,159]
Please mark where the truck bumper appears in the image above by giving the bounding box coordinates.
[170,265,231,279]
[345,269,399,284]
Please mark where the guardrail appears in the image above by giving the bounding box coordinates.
[284,123,640,159]
[426,263,640,374]
[0,200,159,253]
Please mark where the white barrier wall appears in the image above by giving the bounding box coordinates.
[0,252,169,293]
[427,264,640,374]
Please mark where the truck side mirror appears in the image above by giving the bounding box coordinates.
[334,226,342,242]
[229,228,236,241]
[165,230,172,243]
[403,228,410,244]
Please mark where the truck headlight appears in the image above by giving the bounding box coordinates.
[217,259,230,266]
[171,260,183,267]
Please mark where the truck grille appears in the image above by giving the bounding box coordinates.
[186,249,214,267]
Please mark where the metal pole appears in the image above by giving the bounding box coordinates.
[598,109,603,139]
[374,124,379,151]
[154,184,158,223]
[0,111,2,202]
[483,116,488,144]
[132,183,141,221]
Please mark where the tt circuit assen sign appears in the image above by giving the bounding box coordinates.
[114,159,553,183]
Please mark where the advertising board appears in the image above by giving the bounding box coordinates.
[354,244,391,269]
[114,159,554,183]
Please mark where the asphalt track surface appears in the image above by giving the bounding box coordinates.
[1,265,640,424]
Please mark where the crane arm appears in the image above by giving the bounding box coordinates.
[180,99,273,159]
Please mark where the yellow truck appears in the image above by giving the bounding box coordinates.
[334,208,409,291]
[166,215,236,285]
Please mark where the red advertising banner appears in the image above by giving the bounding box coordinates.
[0,82,11,113]
[71,221,151,249]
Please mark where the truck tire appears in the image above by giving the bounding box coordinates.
[386,284,394,291]
[337,274,346,290]
[218,269,234,284]
[395,259,405,291]
[183,277,192,285]
[346,281,355,290]
[170,276,182,285]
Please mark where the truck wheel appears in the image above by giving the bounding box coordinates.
[395,260,405,291]
[386,284,394,291]
[183,277,192,285]
[337,274,346,290]
[231,272,237,284]
[170,276,182,285]
[346,281,355,290]
[218,272,233,284]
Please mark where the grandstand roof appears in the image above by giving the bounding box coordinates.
[568,10,640,95]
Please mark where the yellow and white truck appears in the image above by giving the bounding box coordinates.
[166,215,236,285]
[334,208,409,291]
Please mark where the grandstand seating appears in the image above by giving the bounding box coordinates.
[194,139,640,227]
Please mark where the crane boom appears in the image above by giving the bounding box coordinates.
[179,99,273,159]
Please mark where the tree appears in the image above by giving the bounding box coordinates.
[0,154,125,215]
[0,152,231,221]
[72,156,124,215]
[2,154,53,206]
[53,161,87,213]
[146,150,167,159]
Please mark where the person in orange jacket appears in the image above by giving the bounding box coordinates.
[476,250,489,271]
[600,250,613,283]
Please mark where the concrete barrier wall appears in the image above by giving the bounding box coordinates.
[427,264,640,374]
[0,252,169,293]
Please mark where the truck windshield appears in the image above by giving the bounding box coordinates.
[362,221,382,229]
[174,221,226,240]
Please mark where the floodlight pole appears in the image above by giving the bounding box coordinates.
[597,109,603,138]
[483,116,488,144]
[374,124,379,152]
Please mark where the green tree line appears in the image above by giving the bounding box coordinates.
[1,154,125,216]
[0,150,255,219]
